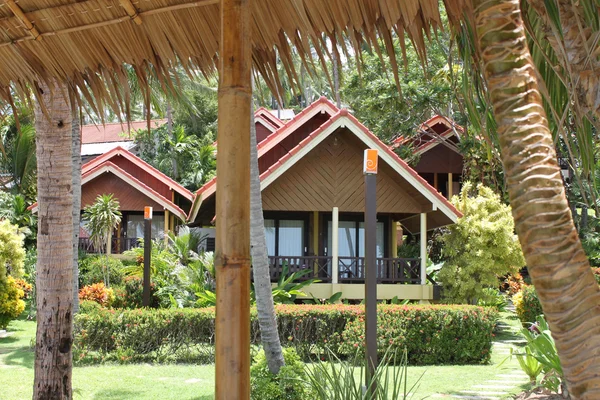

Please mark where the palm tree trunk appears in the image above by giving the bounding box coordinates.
[527,0,600,120]
[250,105,285,374]
[33,78,74,400]
[71,102,81,314]
[473,0,600,398]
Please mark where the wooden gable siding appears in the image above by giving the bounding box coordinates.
[258,113,331,174]
[110,155,172,199]
[261,129,426,213]
[414,144,463,174]
[256,122,272,144]
[81,173,162,211]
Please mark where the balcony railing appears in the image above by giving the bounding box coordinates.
[79,237,141,254]
[267,255,424,284]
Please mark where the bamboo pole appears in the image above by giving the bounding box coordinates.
[215,0,252,398]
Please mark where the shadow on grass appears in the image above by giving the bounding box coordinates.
[2,346,34,368]
[190,396,214,400]
[90,389,141,399]
[0,336,21,345]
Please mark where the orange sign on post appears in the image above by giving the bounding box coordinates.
[144,206,153,220]
[363,149,378,174]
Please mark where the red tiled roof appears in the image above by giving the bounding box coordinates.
[82,146,193,201]
[81,161,187,219]
[257,109,461,219]
[194,99,461,221]
[195,97,337,202]
[391,115,464,151]
[255,107,285,129]
[81,119,167,144]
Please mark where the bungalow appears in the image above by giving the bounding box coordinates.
[189,98,462,301]
[392,115,464,199]
[31,145,193,253]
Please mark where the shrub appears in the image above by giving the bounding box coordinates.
[513,285,543,325]
[250,348,313,400]
[438,183,525,303]
[14,278,33,300]
[78,283,115,308]
[339,305,496,365]
[0,220,26,328]
[73,304,497,365]
[500,273,524,296]
[111,276,159,309]
[0,276,25,329]
[79,256,124,287]
[79,300,103,314]
[477,288,508,312]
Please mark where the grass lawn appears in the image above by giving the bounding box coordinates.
[0,311,529,399]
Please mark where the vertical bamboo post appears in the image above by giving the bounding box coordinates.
[448,172,453,198]
[215,0,252,398]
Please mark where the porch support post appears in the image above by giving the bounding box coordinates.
[332,207,339,284]
[448,172,453,199]
[313,211,319,275]
[164,209,169,243]
[420,213,427,285]
[434,172,438,191]
[390,220,397,258]
[215,0,252,398]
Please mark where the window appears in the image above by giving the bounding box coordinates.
[327,220,385,258]
[264,218,305,257]
[126,214,165,239]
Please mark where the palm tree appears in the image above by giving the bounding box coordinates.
[33,78,74,399]
[82,194,122,286]
[0,121,37,200]
[472,0,600,397]
[71,105,82,313]
[249,104,285,373]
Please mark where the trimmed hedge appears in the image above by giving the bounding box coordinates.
[73,304,497,365]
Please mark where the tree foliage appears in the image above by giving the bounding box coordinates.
[438,182,525,303]
[0,219,26,328]
[82,194,122,263]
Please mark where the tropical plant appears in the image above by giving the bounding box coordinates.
[0,192,37,246]
[477,288,508,312]
[437,182,525,303]
[0,119,37,201]
[513,346,544,385]
[267,263,320,304]
[82,194,121,286]
[304,348,422,400]
[0,219,26,329]
[468,0,600,395]
[520,315,565,393]
[250,348,313,400]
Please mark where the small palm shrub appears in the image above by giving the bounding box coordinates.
[79,256,124,287]
[78,283,115,308]
[250,348,313,400]
[513,285,543,325]
[0,276,25,329]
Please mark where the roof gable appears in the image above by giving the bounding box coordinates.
[83,146,193,202]
[191,100,461,226]
[392,115,464,155]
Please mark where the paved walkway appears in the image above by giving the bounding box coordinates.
[430,304,529,400]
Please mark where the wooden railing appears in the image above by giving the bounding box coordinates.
[79,237,141,254]
[267,256,332,283]
[267,256,423,284]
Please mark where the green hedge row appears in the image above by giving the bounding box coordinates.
[73,304,497,365]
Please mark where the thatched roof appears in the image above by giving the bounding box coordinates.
[0,0,467,108]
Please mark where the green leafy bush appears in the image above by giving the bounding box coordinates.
[74,304,497,365]
[513,285,543,325]
[438,183,525,303]
[0,276,25,329]
[79,256,124,287]
[0,219,26,328]
[339,305,497,365]
[111,276,159,309]
[250,348,313,400]
[477,288,508,312]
